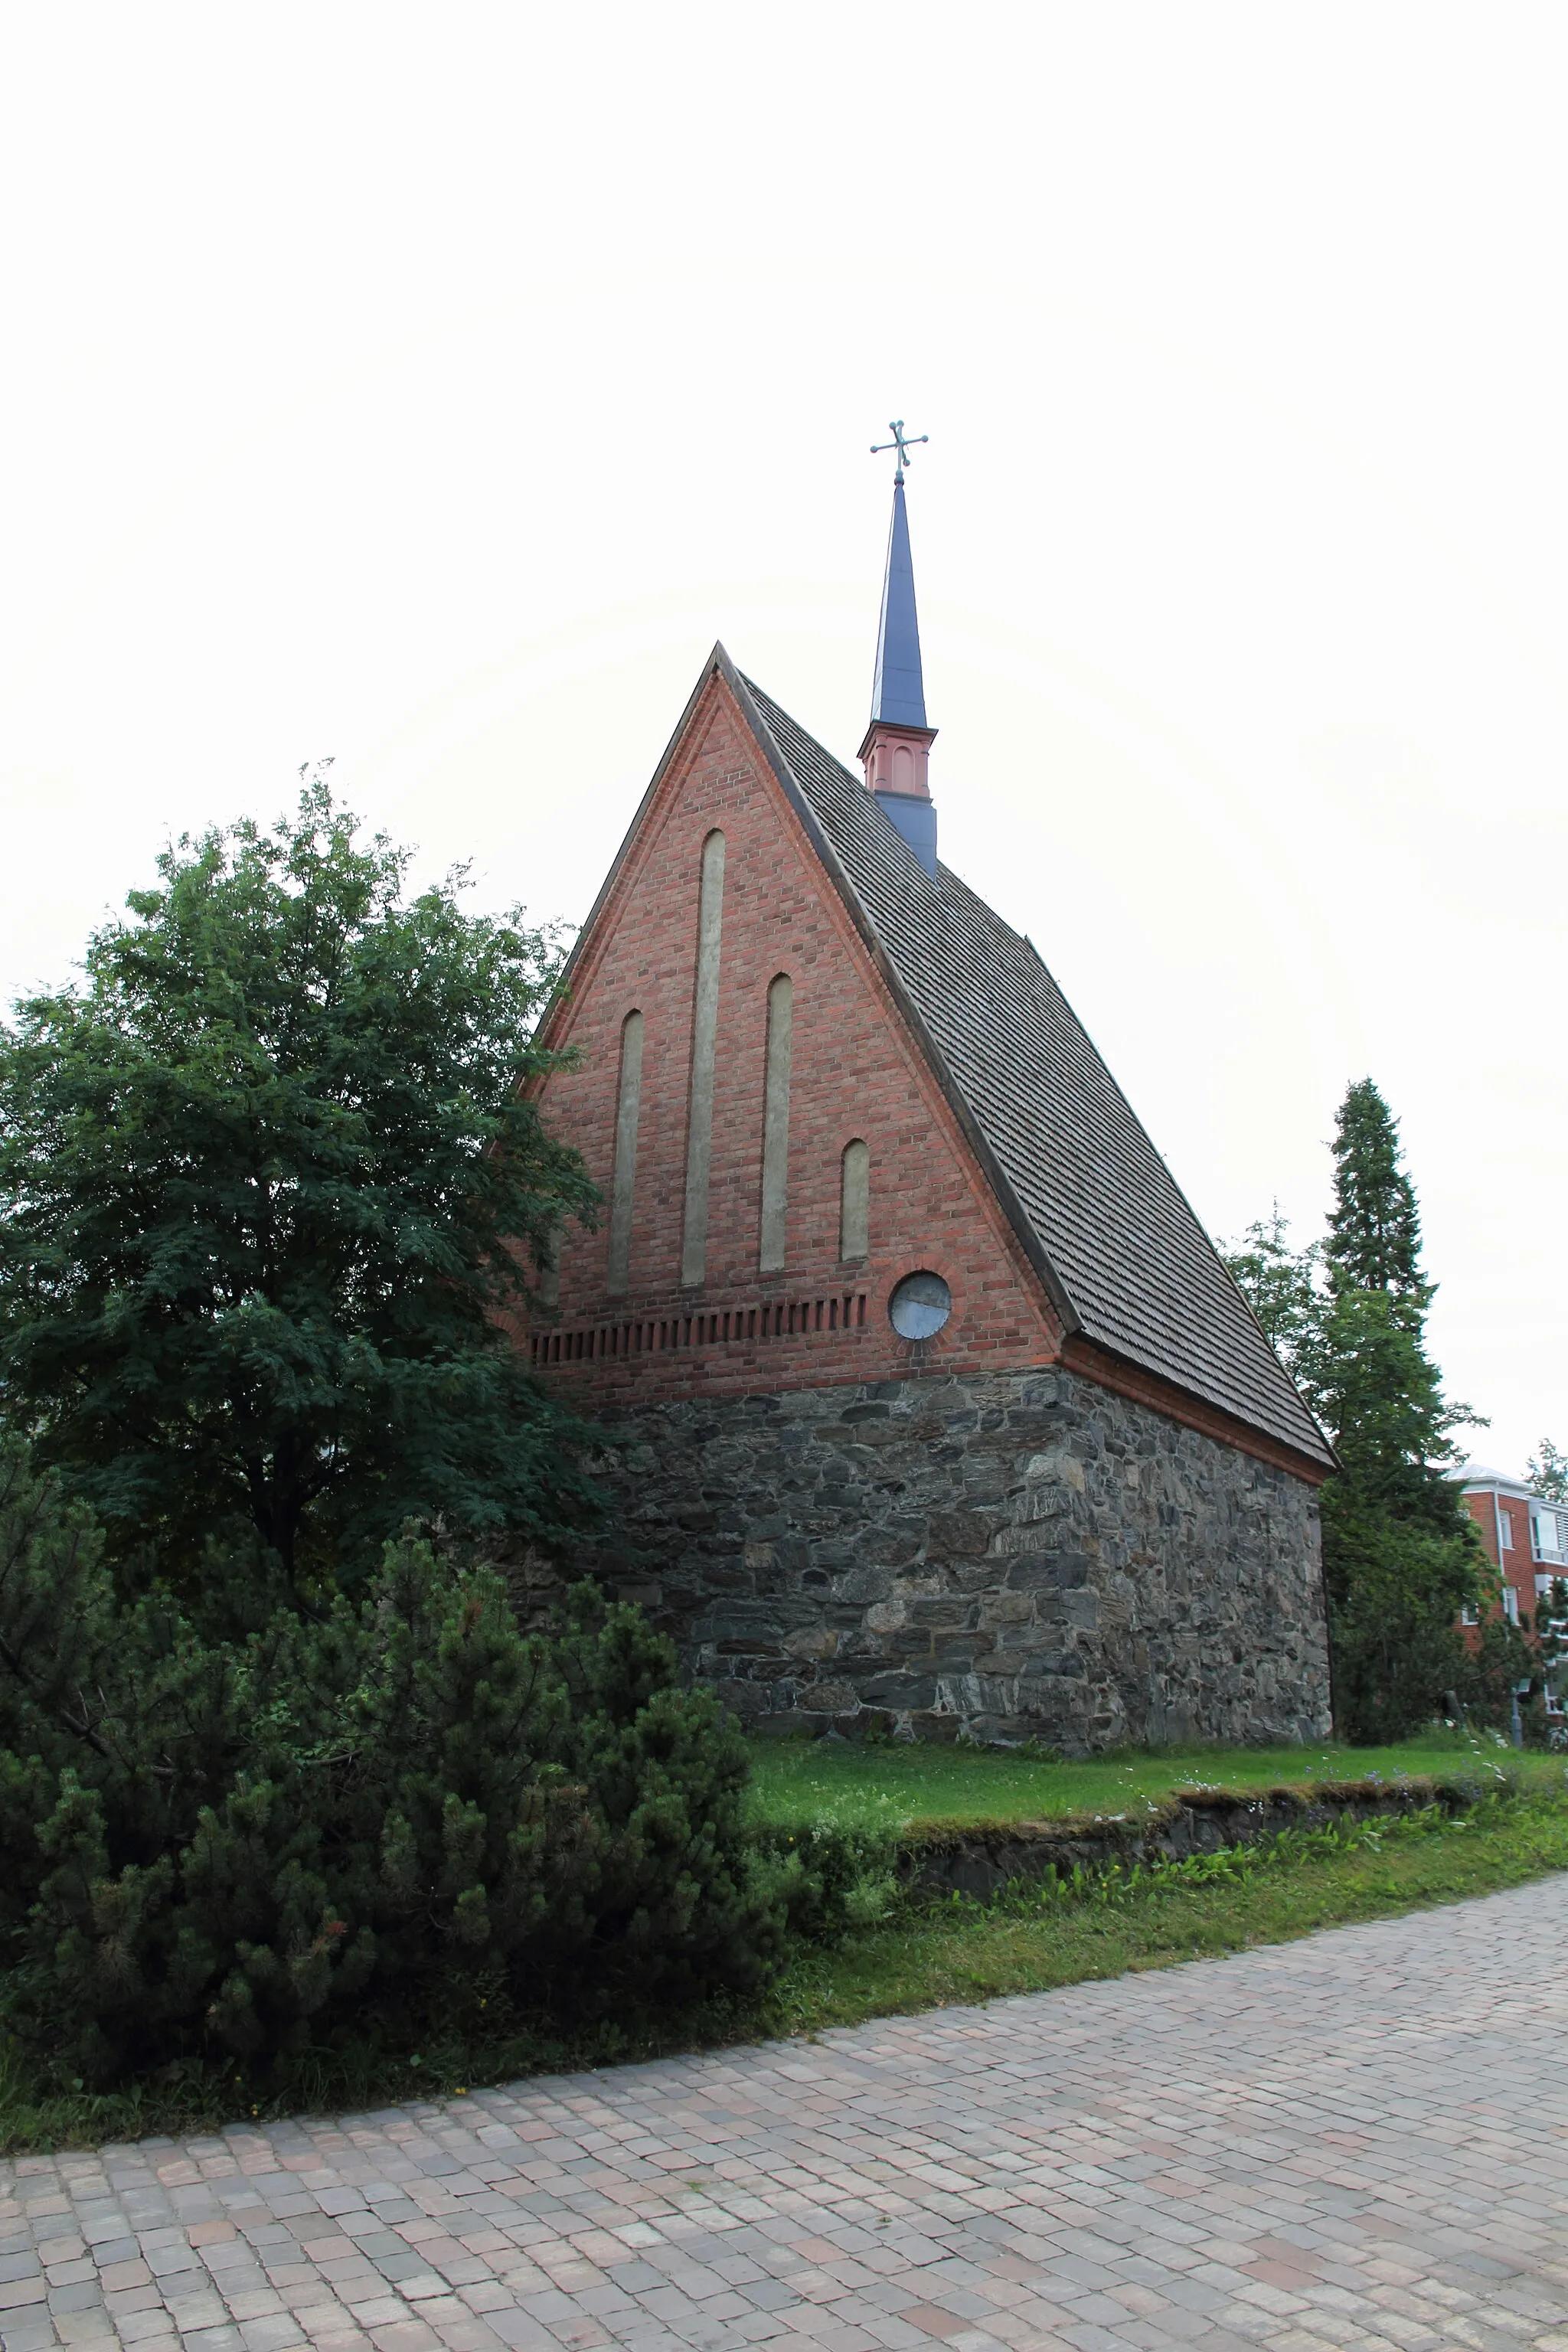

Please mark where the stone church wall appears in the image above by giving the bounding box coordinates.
[549,1365,1332,1753]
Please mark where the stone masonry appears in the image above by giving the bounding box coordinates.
[564,1366,1331,1753]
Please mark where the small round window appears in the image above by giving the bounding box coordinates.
[889,1269,952,1340]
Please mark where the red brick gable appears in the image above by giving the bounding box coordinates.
[524,668,1063,1403]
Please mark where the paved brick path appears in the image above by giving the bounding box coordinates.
[2,1876,1565,2352]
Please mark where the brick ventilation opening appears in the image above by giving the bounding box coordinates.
[531,1292,870,1368]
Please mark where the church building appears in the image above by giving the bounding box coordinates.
[522,452,1334,1751]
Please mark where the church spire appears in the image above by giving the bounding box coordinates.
[871,475,927,727]
[861,420,939,879]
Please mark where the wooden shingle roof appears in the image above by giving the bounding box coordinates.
[734,667,1333,1471]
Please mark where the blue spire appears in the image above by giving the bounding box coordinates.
[871,480,927,727]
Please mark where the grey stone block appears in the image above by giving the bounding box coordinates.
[539,1367,1329,1753]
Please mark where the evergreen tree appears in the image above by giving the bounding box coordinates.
[1305,1081,1485,1738]
[0,1437,781,2086]
[1321,1078,1426,1302]
[1305,1082,1476,1502]
[1226,1082,1489,1740]
[0,780,599,1604]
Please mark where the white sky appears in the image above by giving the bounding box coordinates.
[2,5,1563,1475]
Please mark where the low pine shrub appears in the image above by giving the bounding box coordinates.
[0,1440,782,2086]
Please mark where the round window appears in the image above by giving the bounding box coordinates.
[888,1269,952,1340]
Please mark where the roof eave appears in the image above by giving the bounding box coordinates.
[1060,1332,1338,1481]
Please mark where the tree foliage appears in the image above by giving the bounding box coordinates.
[1321,1077,1426,1300]
[1531,1576,1568,1732]
[1527,1439,1568,1504]
[1220,1200,1321,1381]
[0,1438,780,2087]
[1223,1080,1487,1741]
[0,782,599,1601]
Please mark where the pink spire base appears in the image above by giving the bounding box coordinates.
[858,719,936,800]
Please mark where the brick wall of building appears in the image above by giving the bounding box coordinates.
[524,672,1062,1406]
[1462,1485,1560,1625]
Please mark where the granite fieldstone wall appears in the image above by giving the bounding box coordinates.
[551,1367,1331,1754]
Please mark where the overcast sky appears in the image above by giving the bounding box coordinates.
[2,5,1562,1475]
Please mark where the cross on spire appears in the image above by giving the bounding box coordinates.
[870,419,929,487]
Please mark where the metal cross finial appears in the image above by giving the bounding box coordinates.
[871,419,929,486]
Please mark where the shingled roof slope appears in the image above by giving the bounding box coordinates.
[739,674,1332,1468]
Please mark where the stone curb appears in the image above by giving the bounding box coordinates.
[891,1772,1483,1898]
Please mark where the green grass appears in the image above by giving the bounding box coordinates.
[761,1783,1568,2035]
[2,1770,1565,2159]
[743,1729,1566,1834]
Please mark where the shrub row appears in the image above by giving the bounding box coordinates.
[0,1441,802,2086]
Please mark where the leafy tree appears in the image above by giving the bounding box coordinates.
[1527,1439,1568,1503]
[1458,1579,1568,1747]
[1219,1202,1319,1379]
[1534,1578,1568,1735]
[0,780,599,1602]
[0,1437,782,2086]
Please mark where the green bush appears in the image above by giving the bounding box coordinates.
[0,1440,779,2086]
[747,1821,903,1939]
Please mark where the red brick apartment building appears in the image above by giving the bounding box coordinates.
[1459,1465,1568,1627]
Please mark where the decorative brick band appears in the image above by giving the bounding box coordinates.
[531,1291,870,1368]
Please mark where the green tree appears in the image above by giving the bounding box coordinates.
[1527,1439,1568,1502]
[1306,1082,1478,1507]
[1304,1287,1472,1534]
[0,780,599,1602]
[1321,1077,1426,1300]
[1534,1577,1568,1735]
[1220,1202,1319,1378]
[1226,1083,1489,1741]
[1306,1081,1485,1739]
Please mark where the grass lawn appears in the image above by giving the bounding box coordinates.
[743,1729,1567,1833]
[2,1749,1564,2158]
[763,1779,1568,2037]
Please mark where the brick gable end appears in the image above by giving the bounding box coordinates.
[524,673,1061,1403]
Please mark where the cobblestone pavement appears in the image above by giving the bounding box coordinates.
[2,1876,1565,2352]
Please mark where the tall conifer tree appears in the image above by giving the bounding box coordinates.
[1224,1082,1489,1738]
[1322,1079,1426,1302]
[1305,1083,1482,1736]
